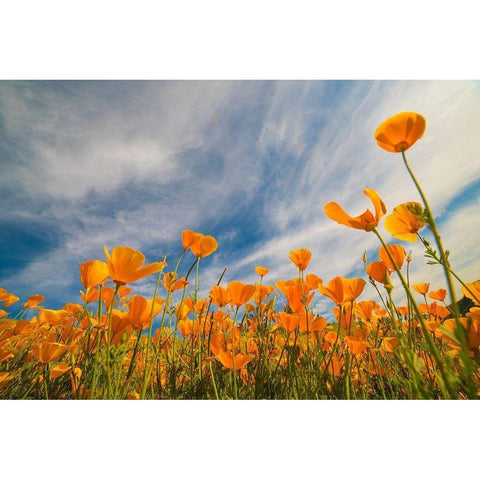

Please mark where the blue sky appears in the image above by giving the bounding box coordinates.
[1,80,480,315]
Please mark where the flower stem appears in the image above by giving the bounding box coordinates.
[401,151,460,319]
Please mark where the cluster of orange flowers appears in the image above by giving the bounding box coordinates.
[1,112,479,399]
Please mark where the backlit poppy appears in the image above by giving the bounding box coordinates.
[289,248,312,271]
[104,246,166,285]
[190,235,218,258]
[318,276,366,305]
[255,266,270,277]
[227,281,256,308]
[413,283,430,295]
[374,111,426,153]
[378,244,406,272]
[215,348,255,371]
[384,202,426,242]
[80,260,110,289]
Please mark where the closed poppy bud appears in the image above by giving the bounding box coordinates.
[289,248,312,271]
[374,111,426,153]
[23,294,45,310]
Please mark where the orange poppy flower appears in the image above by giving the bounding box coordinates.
[277,283,313,314]
[227,281,256,308]
[428,288,447,302]
[0,372,13,390]
[182,230,203,250]
[374,111,426,153]
[255,266,270,277]
[176,302,191,322]
[190,235,218,258]
[378,244,406,272]
[118,286,132,297]
[441,317,480,351]
[104,246,167,285]
[22,294,45,310]
[163,272,188,292]
[36,342,69,364]
[345,336,369,355]
[215,348,255,371]
[253,284,275,303]
[461,281,480,305]
[102,286,117,309]
[80,260,110,289]
[178,318,202,337]
[382,337,400,353]
[1,293,19,308]
[38,309,69,326]
[384,202,426,242]
[110,310,131,335]
[289,248,312,271]
[324,189,386,232]
[209,286,232,307]
[309,316,328,333]
[366,261,387,284]
[304,273,323,292]
[332,302,356,330]
[50,362,72,380]
[318,276,366,305]
[277,311,302,332]
[126,295,164,331]
[356,300,380,323]
[80,288,100,305]
[412,283,430,295]
[429,302,450,320]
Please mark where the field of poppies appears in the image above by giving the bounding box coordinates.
[1,111,479,400]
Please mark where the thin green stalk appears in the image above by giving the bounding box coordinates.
[402,151,459,319]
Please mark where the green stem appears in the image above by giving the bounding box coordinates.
[140,259,166,399]
[402,151,459,319]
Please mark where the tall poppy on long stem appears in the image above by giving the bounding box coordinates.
[374,112,459,320]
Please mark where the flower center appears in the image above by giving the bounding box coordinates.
[394,141,409,152]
